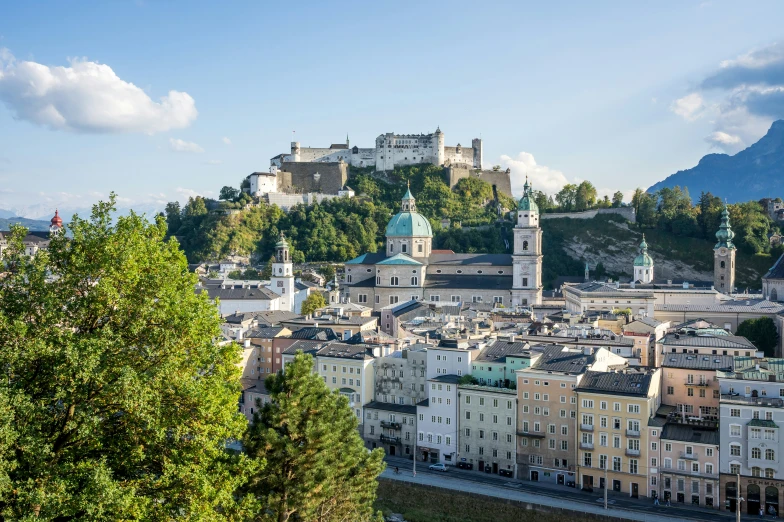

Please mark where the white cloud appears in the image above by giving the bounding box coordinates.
[169,138,204,153]
[0,48,197,134]
[222,136,232,145]
[670,93,706,121]
[706,131,742,146]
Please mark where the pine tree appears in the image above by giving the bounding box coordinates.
[0,195,248,520]
[243,353,385,522]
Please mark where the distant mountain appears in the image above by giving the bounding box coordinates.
[0,215,51,232]
[648,120,784,202]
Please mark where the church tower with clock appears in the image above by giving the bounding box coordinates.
[270,233,295,311]
[512,177,543,307]
[714,204,736,293]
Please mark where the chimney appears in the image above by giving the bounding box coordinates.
[510,334,516,343]
[244,339,251,348]
[583,347,592,356]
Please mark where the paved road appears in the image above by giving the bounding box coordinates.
[381,456,764,522]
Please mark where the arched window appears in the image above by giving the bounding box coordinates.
[402,243,407,253]
[767,469,776,479]
[752,467,762,477]
[411,276,418,286]
[347,275,352,283]
[389,242,394,252]
[721,260,726,268]
[771,288,779,301]
[767,449,776,460]
[523,240,529,251]
[753,447,762,459]
[390,277,399,286]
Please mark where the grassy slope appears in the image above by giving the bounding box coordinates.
[541,214,772,290]
[374,479,603,522]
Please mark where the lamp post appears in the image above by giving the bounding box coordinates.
[736,473,743,522]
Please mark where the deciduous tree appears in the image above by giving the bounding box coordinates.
[300,292,327,316]
[737,317,779,357]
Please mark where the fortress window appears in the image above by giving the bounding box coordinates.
[721,261,726,268]
[347,275,352,283]
[523,241,529,251]
[411,277,418,286]
[389,242,394,252]
[367,269,372,273]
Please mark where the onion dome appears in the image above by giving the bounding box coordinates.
[633,234,654,267]
[275,232,289,248]
[714,204,736,249]
[517,176,539,212]
[50,209,63,228]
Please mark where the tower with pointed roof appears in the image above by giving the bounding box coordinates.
[511,177,543,307]
[633,234,654,284]
[385,184,432,258]
[714,203,736,292]
[270,232,295,311]
[49,209,63,236]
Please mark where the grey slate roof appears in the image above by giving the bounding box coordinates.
[424,274,512,290]
[765,253,784,280]
[241,378,269,396]
[203,286,279,301]
[426,253,513,266]
[530,345,593,374]
[661,424,719,445]
[254,310,301,326]
[246,327,287,339]
[661,353,735,370]
[474,340,533,363]
[282,339,328,355]
[289,328,338,341]
[655,300,784,314]
[576,370,654,397]
[316,342,374,360]
[429,374,461,384]
[659,333,756,349]
[364,400,417,415]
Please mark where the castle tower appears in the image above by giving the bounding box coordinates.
[633,234,654,284]
[714,204,736,293]
[49,209,63,236]
[270,233,296,312]
[330,273,340,304]
[512,177,543,307]
[291,141,301,162]
[472,138,483,169]
[434,126,445,166]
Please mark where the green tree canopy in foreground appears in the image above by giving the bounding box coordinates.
[736,317,780,357]
[0,195,248,520]
[243,352,384,522]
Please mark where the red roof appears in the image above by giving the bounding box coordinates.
[50,209,63,228]
[430,249,455,255]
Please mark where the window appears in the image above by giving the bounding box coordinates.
[627,404,640,414]
[730,424,741,437]
[582,399,594,408]
[730,408,740,417]
[411,276,418,286]
[766,449,776,460]
[600,401,607,410]
[730,444,741,457]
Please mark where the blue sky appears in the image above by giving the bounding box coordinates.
[2,0,784,218]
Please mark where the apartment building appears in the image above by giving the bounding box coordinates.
[657,424,720,507]
[458,384,517,476]
[515,345,627,484]
[718,358,784,516]
[661,353,732,422]
[656,331,759,367]
[363,401,417,458]
[313,342,377,428]
[470,339,539,387]
[417,374,461,464]
[575,368,662,499]
[239,378,271,422]
[244,327,293,376]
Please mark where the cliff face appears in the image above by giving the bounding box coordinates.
[648,120,784,202]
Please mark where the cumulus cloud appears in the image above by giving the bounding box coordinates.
[169,138,204,153]
[498,152,630,202]
[672,43,784,152]
[222,136,232,145]
[0,48,197,134]
[670,93,706,121]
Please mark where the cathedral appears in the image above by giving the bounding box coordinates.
[342,179,542,310]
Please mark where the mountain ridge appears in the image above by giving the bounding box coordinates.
[648,120,784,202]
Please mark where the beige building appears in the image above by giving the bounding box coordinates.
[314,342,377,429]
[243,327,292,377]
[656,423,720,507]
[458,385,518,476]
[239,378,271,422]
[515,346,627,484]
[575,368,662,499]
[661,353,731,423]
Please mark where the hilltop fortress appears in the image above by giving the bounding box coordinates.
[250,127,513,202]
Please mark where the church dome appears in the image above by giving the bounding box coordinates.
[386,186,433,238]
[50,209,63,228]
[633,234,654,267]
[386,211,433,237]
[517,177,539,212]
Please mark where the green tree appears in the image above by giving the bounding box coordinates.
[555,184,577,211]
[574,181,598,211]
[220,186,241,201]
[736,317,779,357]
[594,261,607,280]
[164,201,182,234]
[0,195,248,520]
[262,256,275,280]
[612,191,624,208]
[318,263,336,283]
[300,292,328,316]
[243,353,384,522]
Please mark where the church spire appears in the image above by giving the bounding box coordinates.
[715,203,736,249]
[402,182,416,212]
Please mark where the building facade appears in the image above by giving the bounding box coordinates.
[458,385,518,476]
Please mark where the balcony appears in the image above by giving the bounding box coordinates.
[517,430,546,439]
[666,412,719,428]
[680,452,699,461]
[380,434,401,444]
[625,448,641,457]
[721,394,784,408]
[685,379,711,387]
[580,424,594,432]
[626,429,640,438]
[380,420,402,430]
[580,442,594,450]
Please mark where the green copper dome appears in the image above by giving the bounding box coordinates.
[714,204,736,249]
[275,233,289,248]
[517,177,539,212]
[633,234,654,267]
[386,187,433,238]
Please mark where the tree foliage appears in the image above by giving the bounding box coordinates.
[242,353,384,522]
[0,195,248,520]
[301,292,328,317]
[736,317,780,357]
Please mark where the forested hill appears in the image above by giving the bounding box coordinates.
[648,119,784,202]
[0,215,51,231]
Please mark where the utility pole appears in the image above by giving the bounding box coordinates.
[736,473,743,522]
[604,466,608,510]
[413,432,417,477]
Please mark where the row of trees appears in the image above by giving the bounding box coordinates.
[0,198,384,521]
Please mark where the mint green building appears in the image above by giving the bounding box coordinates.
[470,340,540,388]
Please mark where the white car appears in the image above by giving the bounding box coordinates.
[428,463,447,472]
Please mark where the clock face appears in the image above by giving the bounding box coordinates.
[720,248,727,255]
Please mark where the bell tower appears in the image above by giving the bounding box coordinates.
[49,209,63,236]
[270,233,295,311]
[511,177,543,307]
[714,204,736,293]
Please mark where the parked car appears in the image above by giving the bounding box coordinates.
[428,463,447,472]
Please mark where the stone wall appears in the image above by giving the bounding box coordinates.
[444,166,513,198]
[539,207,636,221]
[278,161,347,195]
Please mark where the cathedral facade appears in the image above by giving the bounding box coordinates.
[341,181,543,310]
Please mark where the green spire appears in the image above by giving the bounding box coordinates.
[275,232,289,249]
[517,176,538,212]
[714,203,736,249]
[634,234,654,267]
